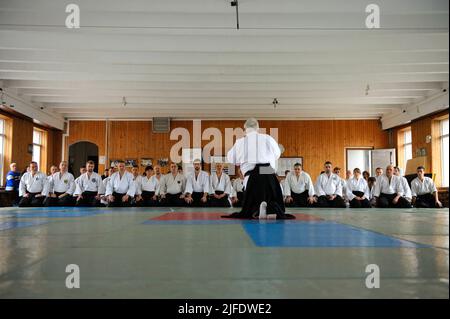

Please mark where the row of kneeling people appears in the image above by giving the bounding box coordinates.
[280,161,443,209]
[17,159,443,209]
[18,159,241,208]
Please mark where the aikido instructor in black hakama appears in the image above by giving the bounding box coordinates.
[222,118,295,219]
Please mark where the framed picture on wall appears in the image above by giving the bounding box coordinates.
[276,157,303,176]
[157,158,169,167]
[140,158,153,167]
[124,159,137,167]
[110,159,120,168]
[210,156,235,176]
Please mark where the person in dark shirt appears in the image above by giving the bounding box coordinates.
[101,168,109,180]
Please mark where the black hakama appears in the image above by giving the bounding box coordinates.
[222,164,295,219]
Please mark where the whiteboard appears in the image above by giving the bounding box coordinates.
[371,148,396,176]
[276,157,303,176]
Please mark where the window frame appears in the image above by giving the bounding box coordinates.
[403,129,413,164]
[32,128,44,171]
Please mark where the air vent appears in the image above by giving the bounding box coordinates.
[152,117,170,133]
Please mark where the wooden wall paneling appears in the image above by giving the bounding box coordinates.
[65,119,389,181]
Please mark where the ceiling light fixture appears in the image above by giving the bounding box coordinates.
[365,84,370,96]
[272,98,279,109]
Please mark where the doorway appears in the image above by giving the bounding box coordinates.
[68,141,99,177]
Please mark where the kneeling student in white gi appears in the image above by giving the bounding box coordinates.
[374,165,412,208]
[209,162,232,207]
[44,161,75,206]
[100,167,113,206]
[19,161,48,207]
[284,163,316,207]
[315,161,346,208]
[131,165,142,206]
[47,165,58,183]
[159,162,186,207]
[184,159,210,207]
[411,166,443,208]
[230,168,245,207]
[367,177,377,207]
[137,165,161,207]
[105,160,136,207]
[74,166,87,192]
[74,160,104,207]
[394,166,413,205]
[346,168,371,208]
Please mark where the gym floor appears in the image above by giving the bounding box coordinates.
[0,206,448,299]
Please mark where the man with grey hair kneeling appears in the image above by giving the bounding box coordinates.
[222,118,295,219]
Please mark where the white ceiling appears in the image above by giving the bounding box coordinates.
[0,0,448,124]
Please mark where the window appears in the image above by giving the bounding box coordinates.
[33,128,43,170]
[441,118,449,187]
[0,119,5,186]
[403,129,413,163]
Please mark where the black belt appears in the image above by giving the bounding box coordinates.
[27,192,41,195]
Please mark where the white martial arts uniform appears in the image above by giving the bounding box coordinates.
[74,172,104,196]
[185,171,210,194]
[19,171,48,197]
[227,130,281,188]
[105,171,136,197]
[48,172,75,195]
[160,173,186,195]
[231,178,244,198]
[133,175,143,196]
[315,173,343,197]
[279,181,285,198]
[140,174,162,194]
[373,175,404,197]
[346,177,370,201]
[210,172,232,195]
[411,176,437,197]
[399,176,412,200]
[100,177,111,205]
[284,171,315,197]
[102,177,110,190]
